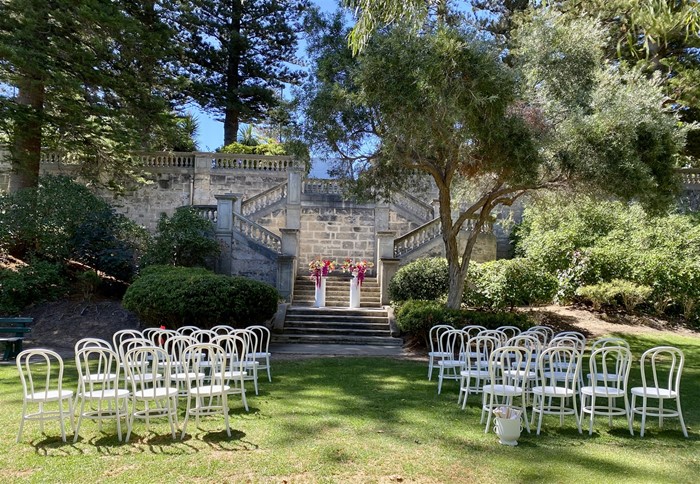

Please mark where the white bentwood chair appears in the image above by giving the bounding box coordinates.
[482,346,532,434]
[630,346,688,438]
[427,325,453,381]
[16,349,75,443]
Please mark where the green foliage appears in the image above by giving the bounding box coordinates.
[576,279,653,312]
[0,260,66,315]
[464,258,558,310]
[0,175,144,280]
[122,265,279,329]
[142,207,219,268]
[219,141,288,156]
[394,299,533,343]
[517,193,700,320]
[389,258,449,302]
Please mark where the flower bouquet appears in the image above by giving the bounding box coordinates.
[341,259,374,287]
[309,258,336,288]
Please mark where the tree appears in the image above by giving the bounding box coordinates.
[0,0,189,192]
[303,10,684,308]
[178,0,309,146]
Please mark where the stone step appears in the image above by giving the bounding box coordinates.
[286,307,388,317]
[294,289,381,297]
[285,315,389,324]
[291,301,381,308]
[282,327,392,337]
[272,334,403,346]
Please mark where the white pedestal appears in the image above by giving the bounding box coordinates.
[349,275,361,309]
[314,277,327,308]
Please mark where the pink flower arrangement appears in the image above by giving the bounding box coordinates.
[309,258,336,288]
[341,259,374,286]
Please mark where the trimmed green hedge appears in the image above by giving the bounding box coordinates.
[389,257,449,302]
[394,299,533,344]
[122,266,279,329]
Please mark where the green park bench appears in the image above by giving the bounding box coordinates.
[0,317,32,361]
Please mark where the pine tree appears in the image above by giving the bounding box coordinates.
[178,0,309,146]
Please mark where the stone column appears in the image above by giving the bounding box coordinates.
[375,199,390,232]
[193,152,213,205]
[279,228,299,304]
[286,165,302,229]
[375,230,396,306]
[214,193,239,275]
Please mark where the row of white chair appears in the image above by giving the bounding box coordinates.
[428,326,687,438]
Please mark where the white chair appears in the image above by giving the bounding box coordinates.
[213,334,250,412]
[591,337,630,352]
[75,337,112,352]
[587,338,630,386]
[74,338,119,409]
[248,325,272,383]
[480,329,507,347]
[459,335,498,409]
[481,346,532,434]
[240,329,261,395]
[531,346,582,435]
[630,346,688,437]
[118,337,155,388]
[436,329,466,394]
[427,324,453,380]
[16,349,75,443]
[181,343,232,439]
[212,325,235,336]
[580,346,633,436]
[177,325,200,337]
[461,325,486,340]
[165,335,202,397]
[73,347,130,442]
[552,331,587,349]
[192,329,217,345]
[143,327,177,348]
[123,346,179,442]
[497,326,521,340]
[525,326,554,345]
[112,329,143,355]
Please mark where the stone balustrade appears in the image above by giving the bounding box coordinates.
[233,213,283,254]
[680,168,700,187]
[211,153,295,171]
[241,181,288,217]
[393,217,442,257]
[192,205,218,223]
[391,191,434,223]
[303,178,343,195]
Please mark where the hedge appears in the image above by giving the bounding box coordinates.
[122,265,279,329]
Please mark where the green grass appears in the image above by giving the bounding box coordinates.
[1,333,699,483]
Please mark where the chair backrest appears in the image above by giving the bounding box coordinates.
[537,346,582,391]
[112,329,143,354]
[75,347,120,394]
[488,345,532,387]
[548,335,585,352]
[213,334,248,383]
[124,346,171,393]
[247,325,271,354]
[118,337,152,363]
[437,329,465,360]
[177,325,200,337]
[164,335,197,371]
[588,346,632,391]
[466,335,500,368]
[192,329,217,345]
[241,328,259,361]
[479,329,507,346]
[506,334,541,356]
[462,325,487,340]
[523,328,550,346]
[429,324,453,353]
[143,328,178,348]
[526,325,554,344]
[75,337,112,354]
[211,325,235,336]
[183,343,226,389]
[639,346,684,393]
[16,349,66,401]
[497,326,522,340]
[591,337,630,352]
[554,331,586,347]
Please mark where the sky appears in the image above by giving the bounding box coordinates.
[191,0,341,155]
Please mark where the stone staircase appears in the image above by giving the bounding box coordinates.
[291,275,381,308]
[273,276,402,346]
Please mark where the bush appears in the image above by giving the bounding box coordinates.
[389,258,449,302]
[219,141,287,156]
[142,207,220,268]
[394,299,533,344]
[122,265,279,329]
[0,260,67,315]
[576,279,653,312]
[464,258,557,310]
[0,175,144,280]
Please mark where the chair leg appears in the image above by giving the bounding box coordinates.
[266,357,272,383]
[676,397,688,438]
[625,394,633,436]
[428,356,433,381]
[17,401,27,443]
[73,398,86,443]
[223,393,231,438]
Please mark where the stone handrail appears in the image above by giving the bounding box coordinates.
[233,212,282,254]
[212,153,295,171]
[679,168,700,186]
[132,152,196,168]
[392,191,434,223]
[394,217,442,257]
[192,205,218,223]
[241,181,288,217]
[303,178,343,195]
[393,216,494,257]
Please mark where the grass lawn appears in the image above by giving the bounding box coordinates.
[1,332,699,483]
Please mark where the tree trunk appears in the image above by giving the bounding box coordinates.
[223,0,243,146]
[437,182,467,309]
[9,74,45,192]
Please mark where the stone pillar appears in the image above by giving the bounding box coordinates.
[215,193,238,232]
[193,152,213,205]
[280,228,299,257]
[375,230,396,306]
[375,199,390,232]
[379,258,400,306]
[432,198,440,218]
[276,255,296,302]
[286,165,302,229]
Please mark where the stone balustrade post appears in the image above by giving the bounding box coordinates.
[278,227,299,303]
[375,200,390,232]
[286,164,302,229]
[192,152,213,205]
[376,230,396,306]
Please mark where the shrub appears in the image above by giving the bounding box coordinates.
[0,260,67,315]
[122,265,279,329]
[465,258,557,310]
[575,279,653,312]
[142,207,220,268]
[575,283,616,310]
[394,299,532,344]
[389,257,449,302]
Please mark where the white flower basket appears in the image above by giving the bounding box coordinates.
[493,407,522,446]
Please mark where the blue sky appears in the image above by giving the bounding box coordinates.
[191,0,341,153]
